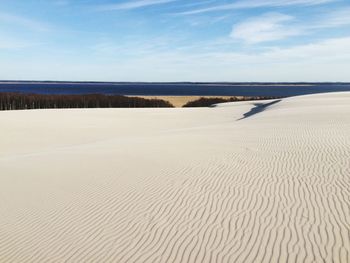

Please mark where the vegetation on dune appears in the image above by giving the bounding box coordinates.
[182,96,280,107]
[0,93,174,110]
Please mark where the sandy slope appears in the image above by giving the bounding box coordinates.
[128,96,246,107]
[0,92,349,263]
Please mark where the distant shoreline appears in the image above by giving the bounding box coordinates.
[1,81,350,85]
[1,82,350,97]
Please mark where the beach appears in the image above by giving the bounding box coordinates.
[0,92,349,262]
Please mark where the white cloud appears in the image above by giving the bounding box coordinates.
[262,37,350,61]
[230,7,350,44]
[116,36,350,81]
[96,0,176,11]
[0,12,49,31]
[137,36,350,81]
[3,36,348,81]
[315,7,350,28]
[230,13,301,43]
[178,0,336,15]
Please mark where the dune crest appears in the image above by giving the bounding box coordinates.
[0,92,349,262]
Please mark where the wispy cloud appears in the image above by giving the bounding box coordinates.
[88,36,350,81]
[124,36,350,81]
[315,7,350,28]
[230,13,302,43]
[230,7,350,44]
[96,0,176,11]
[177,0,336,15]
[0,12,49,31]
[2,36,349,81]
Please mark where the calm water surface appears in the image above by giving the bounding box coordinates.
[1,82,350,97]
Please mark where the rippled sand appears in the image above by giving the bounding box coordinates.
[0,92,349,262]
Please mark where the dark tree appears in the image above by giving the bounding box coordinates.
[0,93,174,111]
[182,96,280,107]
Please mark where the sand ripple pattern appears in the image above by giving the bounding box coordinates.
[0,92,349,262]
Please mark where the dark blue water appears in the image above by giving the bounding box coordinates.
[1,82,350,97]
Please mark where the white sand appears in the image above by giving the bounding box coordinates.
[0,92,349,262]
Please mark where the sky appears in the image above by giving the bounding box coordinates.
[0,0,350,82]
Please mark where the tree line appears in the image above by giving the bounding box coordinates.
[0,93,282,111]
[183,96,281,107]
[0,93,174,111]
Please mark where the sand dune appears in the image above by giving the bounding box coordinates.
[0,92,349,262]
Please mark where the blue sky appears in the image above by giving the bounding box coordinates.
[0,0,350,81]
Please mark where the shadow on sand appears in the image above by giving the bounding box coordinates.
[237,99,282,121]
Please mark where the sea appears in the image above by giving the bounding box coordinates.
[1,82,350,97]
